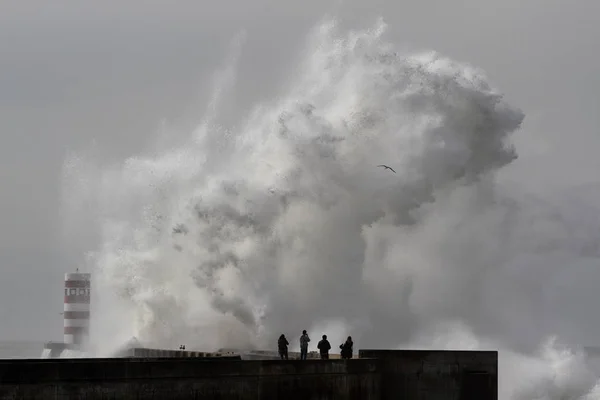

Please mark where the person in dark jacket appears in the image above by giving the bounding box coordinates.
[340,336,353,359]
[317,335,331,360]
[278,334,289,360]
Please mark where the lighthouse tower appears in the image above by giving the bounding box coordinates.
[63,271,91,346]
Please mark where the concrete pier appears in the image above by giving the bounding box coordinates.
[359,349,498,400]
[0,349,497,399]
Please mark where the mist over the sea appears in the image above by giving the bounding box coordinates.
[60,17,600,400]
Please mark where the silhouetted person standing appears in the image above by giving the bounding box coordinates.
[278,334,289,360]
[317,335,331,360]
[299,330,310,360]
[340,336,353,359]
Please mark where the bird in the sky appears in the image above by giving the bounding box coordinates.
[377,164,396,173]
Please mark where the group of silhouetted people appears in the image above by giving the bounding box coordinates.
[278,330,354,360]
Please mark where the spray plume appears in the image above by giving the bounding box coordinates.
[62,17,600,399]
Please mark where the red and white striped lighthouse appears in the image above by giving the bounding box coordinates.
[63,271,91,346]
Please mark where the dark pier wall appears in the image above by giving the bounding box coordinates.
[0,350,497,399]
[0,357,380,400]
[359,350,498,400]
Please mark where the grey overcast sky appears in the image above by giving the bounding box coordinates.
[1,1,599,342]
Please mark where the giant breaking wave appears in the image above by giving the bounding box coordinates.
[62,18,600,400]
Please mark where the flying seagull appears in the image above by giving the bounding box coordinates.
[377,164,396,173]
